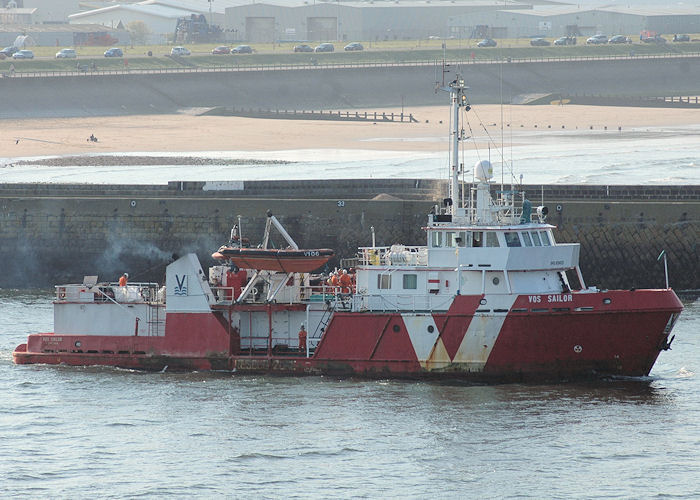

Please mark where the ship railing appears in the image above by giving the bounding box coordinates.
[55,282,164,305]
[209,283,355,306]
[304,283,356,305]
[358,246,428,266]
[210,286,236,304]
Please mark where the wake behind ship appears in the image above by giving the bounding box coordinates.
[13,76,683,381]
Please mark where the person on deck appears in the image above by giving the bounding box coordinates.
[298,325,307,353]
[339,269,352,294]
[119,273,128,287]
[330,271,340,293]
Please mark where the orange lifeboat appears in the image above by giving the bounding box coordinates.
[212,247,334,273]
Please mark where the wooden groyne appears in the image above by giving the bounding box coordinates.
[201,107,419,122]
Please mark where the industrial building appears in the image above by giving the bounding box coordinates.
[2,0,698,46]
[0,22,127,47]
[446,5,700,39]
[224,1,530,43]
[1,0,80,23]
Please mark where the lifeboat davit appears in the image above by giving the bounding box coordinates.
[212,246,334,273]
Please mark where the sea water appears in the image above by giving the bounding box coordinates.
[0,290,698,498]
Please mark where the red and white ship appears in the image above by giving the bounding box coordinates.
[14,76,683,381]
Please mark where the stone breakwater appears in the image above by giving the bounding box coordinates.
[0,180,697,291]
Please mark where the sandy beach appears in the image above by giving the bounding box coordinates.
[4,104,699,160]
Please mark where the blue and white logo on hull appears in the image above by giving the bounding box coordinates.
[166,254,213,313]
[174,274,188,296]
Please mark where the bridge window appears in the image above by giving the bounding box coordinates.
[457,231,466,247]
[403,274,417,289]
[522,231,533,247]
[378,274,392,289]
[504,232,522,247]
[485,231,499,247]
[531,231,542,246]
[472,231,483,247]
[431,231,443,248]
[540,231,551,246]
[445,231,467,247]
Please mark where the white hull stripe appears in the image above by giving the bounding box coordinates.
[402,314,440,362]
[453,295,517,370]
[402,295,517,372]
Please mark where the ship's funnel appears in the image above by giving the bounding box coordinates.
[474,160,493,182]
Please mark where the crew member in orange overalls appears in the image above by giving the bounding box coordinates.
[118,273,128,287]
[339,269,352,294]
[298,325,307,353]
[330,271,340,294]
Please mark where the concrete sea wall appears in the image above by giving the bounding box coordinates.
[0,181,697,291]
[1,56,699,118]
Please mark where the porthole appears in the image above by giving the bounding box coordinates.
[479,298,487,305]
[427,325,434,333]
[492,277,500,285]
[130,200,137,207]
[603,298,612,305]
[74,340,82,348]
[393,325,400,332]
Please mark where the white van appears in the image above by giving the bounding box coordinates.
[56,48,77,58]
[171,46,191,56]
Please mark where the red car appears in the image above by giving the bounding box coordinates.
[212,46,230,55]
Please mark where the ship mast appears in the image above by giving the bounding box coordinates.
[444,75,469,215]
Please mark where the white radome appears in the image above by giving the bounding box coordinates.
[474,160,493,181]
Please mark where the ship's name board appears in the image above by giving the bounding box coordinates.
[527,294,573,303]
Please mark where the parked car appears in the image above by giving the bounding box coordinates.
[586,34,608,44]
[293,44,313,52]
[642,35,666,43]
[673,34,690,42]
[211,46,230,55]
[608,35,631,44]
[530,38,550,46]
[477,38,497,47]
[104,47,123,57]
[56,48,77,58]
[553,36,576,46]
[170,46,190,56]
[231,45,253,54]
[344,42,364,51]
[12,49,34,59]
[1,46,19,57]
[314,43,334,52]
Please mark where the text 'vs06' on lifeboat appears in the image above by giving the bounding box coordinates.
[212,210,334,273]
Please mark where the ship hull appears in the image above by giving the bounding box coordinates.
[13,289,682,383]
